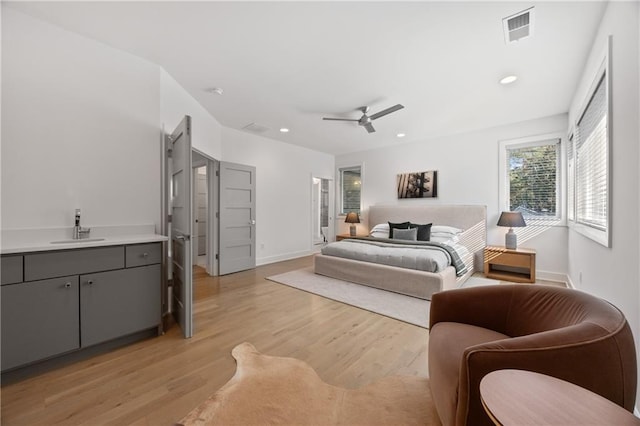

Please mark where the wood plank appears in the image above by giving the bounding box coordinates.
[0,256,429,425]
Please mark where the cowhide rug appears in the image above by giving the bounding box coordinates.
[178,342,441,426]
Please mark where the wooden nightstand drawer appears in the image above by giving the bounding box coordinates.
[484,246,536,283]
[485,251,531,269]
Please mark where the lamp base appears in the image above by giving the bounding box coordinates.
[505,228,517,250]
[349,225,356,237]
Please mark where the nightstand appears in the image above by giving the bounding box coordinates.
[336,233,366,241]
[484,246,536,283]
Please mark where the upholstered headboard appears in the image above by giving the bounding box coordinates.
[367,204,487,273]
[367,204,486,232]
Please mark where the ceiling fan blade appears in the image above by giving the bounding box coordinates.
[369,104,404,120]
[322,117,360,122]
[364,122,376,133]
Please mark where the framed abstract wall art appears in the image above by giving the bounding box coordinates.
[397,170,438,199]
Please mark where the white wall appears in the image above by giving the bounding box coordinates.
[160,69,222,161]
[1,8,162,229]
[566,0,640,407]
[336,114,569,278]
[1,7,335,270]
[221,127,334,265]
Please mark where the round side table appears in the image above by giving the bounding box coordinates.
[480,369,640,425]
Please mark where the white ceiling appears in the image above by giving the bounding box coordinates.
[6,1,607,155]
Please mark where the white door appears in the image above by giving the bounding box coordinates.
[219,161,256,275]
[170,116,193,338]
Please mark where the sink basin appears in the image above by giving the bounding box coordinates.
[50,238,105,244]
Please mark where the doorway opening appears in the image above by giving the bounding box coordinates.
[193,166,207,268]
[191,149,219,277]
[311,176,334,248]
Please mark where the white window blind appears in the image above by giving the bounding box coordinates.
[575,74,607,231]
[567,134,575,221]
[506,140,559,219]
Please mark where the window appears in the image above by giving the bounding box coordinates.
[567,133,575,222]
[568,67,610,247]
[501,138,561,221]
[339,165,361,215]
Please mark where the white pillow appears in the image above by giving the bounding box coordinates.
[431,225,463,235]
[430,234,460,244]
[369,223,390,239]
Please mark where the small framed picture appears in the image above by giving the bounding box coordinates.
[397,171,438,199]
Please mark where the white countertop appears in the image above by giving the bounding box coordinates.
[1,225,169,254]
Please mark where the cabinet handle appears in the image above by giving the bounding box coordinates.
[86,280,94,285]
[64,282,72,288]
[142,252,149,258]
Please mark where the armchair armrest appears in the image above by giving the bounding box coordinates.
[455,321,637,425]
[429,285,518,334]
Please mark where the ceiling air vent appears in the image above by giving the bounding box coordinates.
[242,122,269,133]
[503,7,535,44]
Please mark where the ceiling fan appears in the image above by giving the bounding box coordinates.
[322,104,404,133]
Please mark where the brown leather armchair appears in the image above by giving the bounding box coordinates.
[428,284,637,426]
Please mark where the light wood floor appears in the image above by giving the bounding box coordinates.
[1,256,430,425]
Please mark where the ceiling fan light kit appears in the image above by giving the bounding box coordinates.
[323,104,404,133]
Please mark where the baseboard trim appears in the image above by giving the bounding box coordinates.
[536,270,570,286]
[257,250,313,266]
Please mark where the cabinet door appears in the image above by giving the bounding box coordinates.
[80,265,161,347]
[1,276,80,371]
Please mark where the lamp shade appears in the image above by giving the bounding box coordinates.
[497,211,526,228]
[344,212,360,224]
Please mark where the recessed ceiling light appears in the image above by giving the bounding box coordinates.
[280,128,290,133]
[397,133,406,138]
[500,75,518,85]
[206,87,224,95]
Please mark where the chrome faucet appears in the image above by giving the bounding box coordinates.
[73,209,91,239]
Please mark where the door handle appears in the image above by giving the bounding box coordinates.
[249,220,256,225]
[175,234,191,241]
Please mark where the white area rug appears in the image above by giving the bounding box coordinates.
[266,268,498,329]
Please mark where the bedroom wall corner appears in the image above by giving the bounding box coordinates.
[220,127,334,266]
[159,69,222,161]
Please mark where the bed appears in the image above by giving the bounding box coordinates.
[313,204,486,300]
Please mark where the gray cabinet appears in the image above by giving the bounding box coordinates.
[1,255,23,285]
[81,265,161,347]
[1,276,79,371]
[1,242,162,372]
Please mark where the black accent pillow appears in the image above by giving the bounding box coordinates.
[409,222,432,241]
[388,221,410,238]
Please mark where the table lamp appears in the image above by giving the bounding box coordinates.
[497,211,526,249]
[344,212,360,237]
